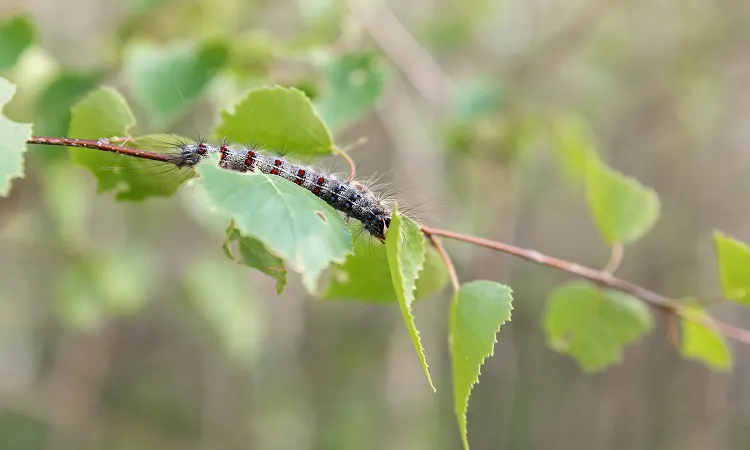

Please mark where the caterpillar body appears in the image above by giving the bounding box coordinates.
[167,141,393,240]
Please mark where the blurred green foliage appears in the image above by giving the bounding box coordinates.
[1,1,750,449]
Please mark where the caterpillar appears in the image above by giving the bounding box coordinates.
[170,140,394,240]
[34,136,396,241]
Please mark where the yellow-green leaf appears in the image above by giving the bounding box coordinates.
[679,305,733,371]
[450,280,513,450]
[544,281,653,372]
[586,156,661,245]
[385,204,434,391]
[713,231,750,306]
[0,77,31,197]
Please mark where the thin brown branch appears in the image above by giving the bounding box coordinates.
[28,136,172,163]
[422,227,750,345]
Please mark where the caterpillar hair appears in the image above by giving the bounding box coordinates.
[168,140,394,240]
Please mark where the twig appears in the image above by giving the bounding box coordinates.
[29,136,171,163]
[421,227,750,344]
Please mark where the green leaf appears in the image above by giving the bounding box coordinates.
[450,77,503,121]
[450,280,513,450]
[53,249,156,332]
[33,70,104,137]
[679,305,732,371]
[586,156,661,245]
[550,115,596,183]
[67,89,192,201]
[215,85,333,157]
[544,281,653,372]
[315,52,388,132]
[41,160,90,246]
[196,154,352,294]
[0,77,31,198]
[385,204,434,391]
[95,245,156,315]
[223,224,288,294]
[54,264,106,332]
[0,15,35,71]
[323,224,448,302]
[124,40,229,123]
[183,259,266,366]
[713,231,750,305]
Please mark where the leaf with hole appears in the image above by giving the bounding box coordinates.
[450,280,513,450]
[197,154,352,294]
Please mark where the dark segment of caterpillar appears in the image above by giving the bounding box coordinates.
[168,141,393,240]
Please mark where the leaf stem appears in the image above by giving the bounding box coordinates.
[602,243,624,275]
[423,225,460,292]
[331,145,357,181]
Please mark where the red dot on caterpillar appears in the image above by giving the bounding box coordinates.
[294,179,303,185]
[270,168,279,175]
[317,177,325,185]
[297,169,306,177]
[312,187,321,195]
[274,159,282,166]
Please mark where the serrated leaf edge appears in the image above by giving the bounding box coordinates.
[452,282,513,450]
[386,203,435,392]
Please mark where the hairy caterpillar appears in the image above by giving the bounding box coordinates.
[36,136,397,241]
[175,140,394,239]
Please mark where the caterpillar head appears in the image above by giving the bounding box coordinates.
[362,205,393,242]
[169,142,209,168]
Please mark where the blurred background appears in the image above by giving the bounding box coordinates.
[1,0,750,449]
